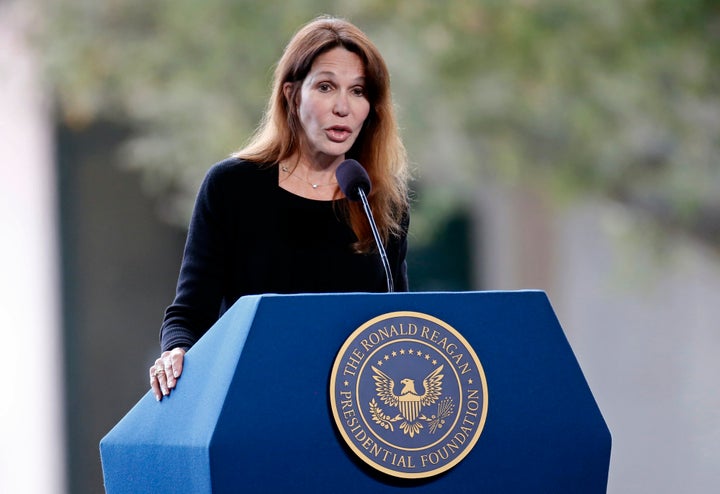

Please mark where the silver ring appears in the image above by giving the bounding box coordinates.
[154,367,165,377]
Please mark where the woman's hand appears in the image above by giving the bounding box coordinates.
[149,347,186,401]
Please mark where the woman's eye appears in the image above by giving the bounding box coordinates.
[352,87,366,97]
[318,83,332,92]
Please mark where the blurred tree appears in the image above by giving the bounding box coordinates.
[37,0,720,249]
[377,0,720,249]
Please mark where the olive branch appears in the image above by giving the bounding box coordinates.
[369,398,402,431]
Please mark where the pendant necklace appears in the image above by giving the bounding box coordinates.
[281,164,337,189]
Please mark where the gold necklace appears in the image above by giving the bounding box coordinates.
[280,164,337,189]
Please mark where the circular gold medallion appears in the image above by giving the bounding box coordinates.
[330,311,488,479]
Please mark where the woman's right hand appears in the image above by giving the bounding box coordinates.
[149,347,186,401]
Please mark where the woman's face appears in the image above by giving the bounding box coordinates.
[289,47,371,166]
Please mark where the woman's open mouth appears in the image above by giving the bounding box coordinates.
[326,126,352,142]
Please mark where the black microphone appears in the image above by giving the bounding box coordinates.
[336,159,394,293]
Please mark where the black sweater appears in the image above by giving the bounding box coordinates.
[160,158,409,351]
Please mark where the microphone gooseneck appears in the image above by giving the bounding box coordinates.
[336,159,394,293]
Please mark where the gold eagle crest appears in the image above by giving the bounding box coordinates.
[370,365,445,437]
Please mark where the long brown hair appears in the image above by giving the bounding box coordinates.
[235,16,409,253]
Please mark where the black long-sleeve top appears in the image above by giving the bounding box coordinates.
[160,158,409,351]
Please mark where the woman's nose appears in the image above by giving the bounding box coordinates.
[333,92,350,116]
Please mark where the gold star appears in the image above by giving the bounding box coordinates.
[468,379,474,385]
[377,360,383,366]
[416,350,423,357]
[344,380,349,386]
[432,359,438,365]
[425,354,430,360]
[384,354,390,360]
[391,351,397,357]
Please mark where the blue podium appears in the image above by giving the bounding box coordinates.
[100,291,611,493]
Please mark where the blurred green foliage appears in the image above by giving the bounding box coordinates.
[37,0,720,248]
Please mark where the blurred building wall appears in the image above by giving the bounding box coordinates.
[57,120,187,493]
[474,185,720,493]
[0,3,66,493]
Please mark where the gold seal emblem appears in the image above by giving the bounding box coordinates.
[329,311,488,479]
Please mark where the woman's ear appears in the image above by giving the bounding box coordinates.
[283,82,297,111]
